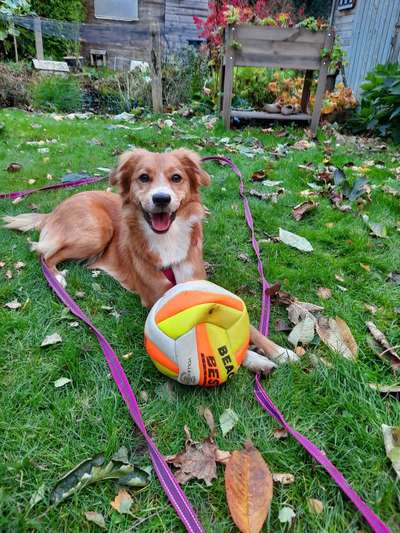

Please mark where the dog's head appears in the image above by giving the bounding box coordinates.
[110,148,210,234]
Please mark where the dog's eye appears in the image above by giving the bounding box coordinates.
[171,174,182,183]
[138,174,150,183]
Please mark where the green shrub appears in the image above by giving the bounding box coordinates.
[358,63,400,143]
[31,75,82,112]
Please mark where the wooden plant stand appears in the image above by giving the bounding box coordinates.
[220,25,334,134]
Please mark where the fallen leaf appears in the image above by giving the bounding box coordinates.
[366,321,400,370]
[278,506,296,525]
[279,228,313,252]
[14,261,25,270]
[29,483,46,508]
[220,409,239,437]
[5,299,22,310]
[295,346,306,357]
[293,139,314,150]
[28,179,36,185]
[69,321,79,328]
[273,428,288,440]
[382,425,400,479]
[272,473,294,485]
[335,274,345,282]
[5,270,13,279]
[275,319,291,332]
[122,352,133,360]
[75,290,85,298]
[287,301,323,325]
[262,180,282,187]
[12,197,22,205]
[362,215,388,238]
[0,261,5,268]
[139,390,148,403]
[360,263,371,272]
[41,333,62,347]
[288,316,315,346]
[84,511,106,529]
[387,272,400,285]
[50,452,150,504]
[364,304,377,314]
[292,201,318,221]
[111,489,133,515]
[198,406,215,435]
[251,170,266,181]
[166,426,229,486]
[7,162,22,172]
[369,384,400,395]
[316,317,358,360]
[225,441,273,533]
[317,287,332,300]
[308,498,324,514]
[238,252,250,263]
[54,377,72,388]
[248,189,283,202]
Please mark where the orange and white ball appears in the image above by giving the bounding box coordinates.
[144,280,250,386]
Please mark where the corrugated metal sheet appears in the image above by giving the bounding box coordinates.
[335,0,400,95]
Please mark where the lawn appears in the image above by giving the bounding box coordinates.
[0,108,399,532]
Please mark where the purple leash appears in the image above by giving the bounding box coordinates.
[204,156,391,533]
[2,159,391,532]
[0,175,106,200]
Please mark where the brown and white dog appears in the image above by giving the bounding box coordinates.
[4,148,296,366]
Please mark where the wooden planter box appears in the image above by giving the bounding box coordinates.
[220,25,334,134]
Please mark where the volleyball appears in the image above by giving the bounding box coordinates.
[144,280,250,386]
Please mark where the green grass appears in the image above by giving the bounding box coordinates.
[0,109,399,532]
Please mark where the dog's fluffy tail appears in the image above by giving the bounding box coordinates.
[3,213,48,232]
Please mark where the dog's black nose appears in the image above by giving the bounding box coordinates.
[152,192,171,206]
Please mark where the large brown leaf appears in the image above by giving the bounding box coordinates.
[225,441,273,533]
[165,426,230,486]
[316,316,358,360]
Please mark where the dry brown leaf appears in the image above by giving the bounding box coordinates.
[5,270,13,279]
[111,489,133,515]
[360,263,371,272]
[308,498,324,514]
[316,317,358,360]
[364,304,377,314]
[287,301,323,325]
[366,322,400,371]
[251,170,266,182]
[382,425,400,479]
[0,261,5,268]
[273,428,288,440]
[273,473,294,485]
[166,426,229,486]
[292,201,317,221]
[317,287,332,300]
[139,390,148,402]
[335,274,345,282]
[84,511,106,529]
[369,384,400,395]
[225,441,273,533]
[295,346,306,357]
[198,406,215,435]
[7,162,22,172]
[14,261,26,270]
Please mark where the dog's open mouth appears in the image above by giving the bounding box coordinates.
[143,211,176,234]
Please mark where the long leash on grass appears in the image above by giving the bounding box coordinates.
[1,160,391,533]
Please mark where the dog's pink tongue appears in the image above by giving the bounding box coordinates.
[151,213,170,232]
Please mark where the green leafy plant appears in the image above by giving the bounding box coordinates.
[31,75,82,112]
[0,0,32,61]
[358,63,400,143]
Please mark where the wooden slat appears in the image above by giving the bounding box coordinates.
[231,110,311,122]
[233,25,326,44]
[240,39,323,58]
[233,52,321,70]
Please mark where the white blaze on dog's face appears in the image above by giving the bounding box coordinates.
[111,148,210,234]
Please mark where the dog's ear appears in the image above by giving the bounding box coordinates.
[173,148,211,188]
[110,149,149,195]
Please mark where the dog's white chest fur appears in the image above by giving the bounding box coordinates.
[141,215,197,268]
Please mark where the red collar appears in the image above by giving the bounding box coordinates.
[162,267,176,286]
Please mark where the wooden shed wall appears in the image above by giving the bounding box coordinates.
[334,0,400,95]
[164,0,208,50]
[83,0,165,66]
